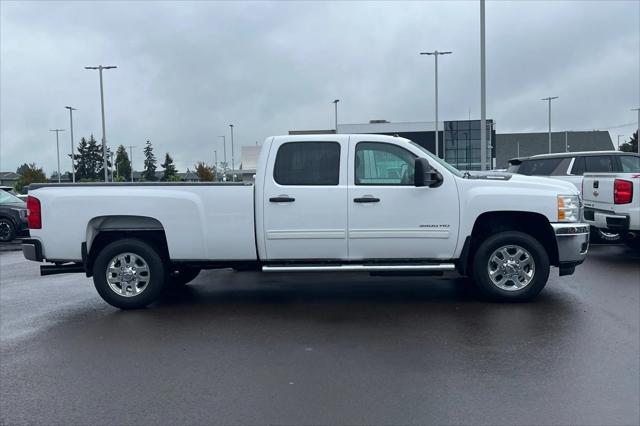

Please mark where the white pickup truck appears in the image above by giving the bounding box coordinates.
[22,134,589,309]
[583,168,640,250]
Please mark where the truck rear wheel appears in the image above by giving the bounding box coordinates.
[472,231,550,301]
[92,238,166,309]
[0,218,16,242]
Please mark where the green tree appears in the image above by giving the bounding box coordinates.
[194,162,214,181]
[143,140,157,181]
[15,163,47,193]
[620,131,638,153]
[73,135,111,181]
[114,145,132,181]
[161,153,178,181]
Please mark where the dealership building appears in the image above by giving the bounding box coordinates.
[290,119,614,170]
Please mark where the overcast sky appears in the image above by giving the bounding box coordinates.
[1,0,638,174]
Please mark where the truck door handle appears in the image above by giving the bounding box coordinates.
[269,196,295,203]
[353,196,380,203]
[593,180,599,189]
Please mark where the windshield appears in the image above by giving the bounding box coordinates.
[408,141,464,178]
[0,190,23,204]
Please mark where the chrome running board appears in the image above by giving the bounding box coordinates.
[262,264,456,273]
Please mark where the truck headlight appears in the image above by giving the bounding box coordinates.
[558,195,580,222]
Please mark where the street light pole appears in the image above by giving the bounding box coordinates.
[218,136,227,168]
[480,0,487,170]
[50,129,65,183]
[542,96,559,153]
[633,108,640,154]
[64,106,77,183]
[127,145,136,183]
[332,99,340,133]
[85,65,117,182]
[229,124,235,181]
[420,50,452,159]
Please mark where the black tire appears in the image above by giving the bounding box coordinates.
[590,227,621,244]
[472,231,550,302]
[623,235,640,251]
[167,266,201,287]
[92,238,166,309]
[0,218,16,242]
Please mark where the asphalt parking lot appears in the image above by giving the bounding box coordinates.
[1,244,639,425]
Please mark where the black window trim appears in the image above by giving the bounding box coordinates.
[354,141,417,186]
[272,141,341,186]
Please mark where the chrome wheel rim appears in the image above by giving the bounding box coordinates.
[106,252,151,297]
[0,221,11,241]
[487,245,535,291]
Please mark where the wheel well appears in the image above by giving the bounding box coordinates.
[85,216,169,277]
[463,211,559,273]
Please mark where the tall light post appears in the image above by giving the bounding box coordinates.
[50,129,65,183]
[218,135,227,168]
[632,108,640,154]
[110,151,115,180]
[127,145,136,183]
[420,50,452,159]
[64,106,77,183]
[214,150,218,168]
[332,99,340,133]
[229,124,235,181]
[480,0,487,170]
[85,65,117,182]
[542,96,559,153]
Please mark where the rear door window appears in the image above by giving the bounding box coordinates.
[619,156,640,172]
[584,156,614,173]
[273,142,340,185]
[517,158,563,176]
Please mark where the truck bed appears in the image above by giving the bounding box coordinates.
[27,182,257,262]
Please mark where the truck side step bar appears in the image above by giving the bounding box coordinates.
[40,263,86,276]
[262,263,456,273]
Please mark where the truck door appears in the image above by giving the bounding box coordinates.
[347,136,460,260]
[261,137,348,260]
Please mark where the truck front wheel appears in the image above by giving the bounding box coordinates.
[92,238,166,309]
[472,231,550,301]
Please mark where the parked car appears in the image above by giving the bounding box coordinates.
[0,190,28,242]
[582,158,640,250]
[22,134,589,309]
[507,151,640,243]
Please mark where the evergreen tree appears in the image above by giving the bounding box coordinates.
[73,135,111,181]
[620,131,638,153]
[114,145,132,181]
[161,153,178,181]
[73,137,91,180]
[143,140,157,181]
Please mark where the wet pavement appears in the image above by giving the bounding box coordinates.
[1,245,639,425]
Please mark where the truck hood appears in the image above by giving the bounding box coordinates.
[506,173,579,195]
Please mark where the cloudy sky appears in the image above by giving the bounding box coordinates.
[1,0,638,174]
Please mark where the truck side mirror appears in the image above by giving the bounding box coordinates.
[414,157,443,188]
